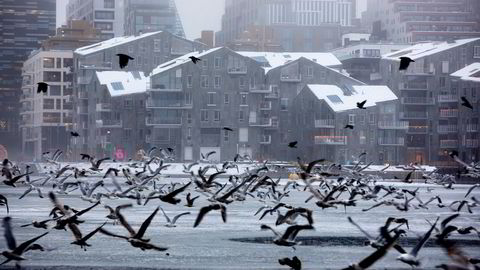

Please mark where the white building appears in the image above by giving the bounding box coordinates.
[20,50,74,160]
[66,0,125,39]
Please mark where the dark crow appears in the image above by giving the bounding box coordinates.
[461,96,473,110]
[399,57,415,71]
[344,124,354,129]
[37,82,48,94]
[356,100,367,109]
[278,256,302,270]
[70,131,79,137]
[223,127,234,132]
[189,56,201,64]
[288,141,298,148]
[116,54,134,69]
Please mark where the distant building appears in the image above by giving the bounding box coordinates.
[124,0,185,37]
[381,38,480,166]
[66,0,125,40]
[196,31,215,48]
[0,0,56,159]
[363,0,480,43]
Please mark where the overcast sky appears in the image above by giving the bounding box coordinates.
[57,0,366,40]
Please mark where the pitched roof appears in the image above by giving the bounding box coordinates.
[451,63,480,83]
[95,71,148,97]
[306,84,397,112]
[382,38,480,61]
[75,31,163,56]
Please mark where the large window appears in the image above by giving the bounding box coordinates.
[201,75,209,88]
[94,22,113,31]
[474,46,480,58]
[43,72,61,82]
[95,11,114,20]
[201,110,209,122]
[63,58,73,69]
[214,76,221,88]
[49,85,61,96]
[43,99,54,109]
[280,98,288,111]
[207,92,216,106]
[104,0,115,8]
[43,57,54,68]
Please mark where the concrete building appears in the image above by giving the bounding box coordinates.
[0,0,56,159]
[124,0,185,37]
[381,38,480,166]
[292,84,404,164]
[218,0,355,51]
[66,0,125,40]
[71,31,206,159]
[330,43,409,84]
[363,0,480,43]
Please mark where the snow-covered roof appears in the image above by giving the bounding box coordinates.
[150,47,223,76]
[75,31,162,56]
[237,51,342,72]
[383,38,480,61]
[95,71,148,97]
[306,84,397,112]
[451,63,480,83]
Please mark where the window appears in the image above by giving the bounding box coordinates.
[201,76,209,88]
[124,99,133,108]
[280,98,288,111]
[43,57,54,68]
[348,114,355,125]
[187,127,192,141]
[224,93,229,104]
[369,113,375,124]
[441,61,449,73]
[207,92,216,106]
[201,110,208,122]
[187,75,192,88]
[472,88,477,98]
[239,110,245,122]
[239,128,248,142]
[95,11,114,20]
[214,111,221,121]
[214,76,221,88]
[43,99,54,109]
[56,58,62,68]
[185,92,192,105]
[94,22,113,31]
[43,71,61,82]
[49,85,61,96]
[359,130,366,145]
[358,115,365,125]
[104,0,115,8]
[474,46,480,58]
[439,77,446,88]
[307,66,314,77]
[239,77,245,89]
[63,58,73,69]
[124,129,132,140]
[187,112,192,124]
[240,94,247,106]
[214,57,221,69]
[223,130,229,142]
[202,59,208,69]
[153,39,161,52]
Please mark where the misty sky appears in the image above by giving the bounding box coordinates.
[57,0,366,40]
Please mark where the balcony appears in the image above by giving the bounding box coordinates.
[147,82,183,92]
[437,95,458,103]
[146,99,192,109]
[227,67,247,74]
[439,109,458,118]
[77,76,91,85]
[250,85,271,94]
[78,91,88,99]
[315,119,335,128]
[407,126,428,134]
[466,124,478,132]
[96,103,112,112]
[401,97,435,105]
[314,136,347,145]
[78,106,89,114]
[378,121,409,129]
[96,120,123,128]
[440,140,458,149]
[400,111,428,119]
[280,74,302,82]
[259,101,272,110]
[399,82,428,90]
[79,62,112,70]
[465,139,479,148]
[265,91,279,99]
[260,135,272,144]
[437,125,458,133]
[378,137,405,146]
[249,117,273,127]
[146,117,182,126]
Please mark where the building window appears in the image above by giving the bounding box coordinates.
[239,110,245,122]
[223,130,229,142]
[348,114,355,125]
[214,111,221,121]
[201,110,208,122]
[207,92,216,106]
[439,77,446,88]
[474,46,480,58]
[94,22,113,31]
[307,66,314,77]
[369,113,375,124]
[187,127,192,141]
[187,75,192,88]
[358,114,365,125]
[43,57,55,68]
[56,58,62,68]
[185,92,192,105]
[214,57,221,69]
[104,0,115,8]
[153,39,161,52]
[43,99,54,109]
[49,85,61,96]
[95,11,114,20]
[214,76,221,88]
[441,61,449,73]
[239,77,245,89]
[187,112,192,124]
[201,75,209,88]
[124,99,133,108]
[43,71,61,82]
[224,93,229,104]
[280,98,288,111]
[240,94,247,106]
[202,59,208,69]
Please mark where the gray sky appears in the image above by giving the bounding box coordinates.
[56,0,224,40]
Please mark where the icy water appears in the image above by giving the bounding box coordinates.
[0,179,479,269]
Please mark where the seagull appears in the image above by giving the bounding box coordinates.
[189,56,201,64]
[344,124,354,129]
[1,217,49,266]
[89,157,110,171]
[278,256,302,270]
[399,57,415,71]
[3,171,32,187]
[69,221,107,251]
[145,181,191,205]
[159,207,190,227]
[70,131,80,137]
[20,218,56,230]
[460,97,473,110]
[116,54,134,69]
[18,184,43,199]
[464,184,480,198]
[288,141,298,148]
[261,224,314,248]
[37,82,48,94]
[0,194,8,214]
[185,193,199,207]
[200,151,216,161]
[193,203,227,227]
[356,100,367,109]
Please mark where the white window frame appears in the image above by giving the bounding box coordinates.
[207,92,216,106]
[187,75,192,88]
[214,110,220,121]
[214,76,221,88]
[474,46,480,58]
[200,110,209,122]
[201,75,209,88]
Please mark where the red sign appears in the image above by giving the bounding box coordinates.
[0,145,7,161]
[115,148,125,161]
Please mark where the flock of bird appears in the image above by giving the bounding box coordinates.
[1,147,480,269]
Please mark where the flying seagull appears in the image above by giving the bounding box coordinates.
[460,96,473,110]
[399,57,415,71]
[37,82,48,94]
[116,54,134,69]
[0,194,8,214]
[193,203,227,227]
[189,56,201,64]
[159,207,190,227]
[356,100,367,109]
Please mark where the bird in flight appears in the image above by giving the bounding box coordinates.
[278,256,302,270]
[356,100,367,109]
[344,124,354,129]
[189,56,201,64]
[399,57,415,71]
[288,141,298,148]
[0,194,8,214]
[70,131,79,137]
[223,127,234,132]
[116,54,134,69]
[461,96,473,110]
[37,82,48,94]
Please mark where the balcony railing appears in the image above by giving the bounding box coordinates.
[439,109,458,118]
[147,82,182,92]
[400,111,428,119]
[96,103,112,112]
[315,119,335,128]
[466,124,478,132]
[146,99,192,109]
[249,118,274,127]
[260,135,272,144]
[78,91,88,99]
[399,82,428,90]
[440,140,458,148]
[96,120,123,128]
[79,62,112,70]
[407,126,428,134]
[314,136,347,145]
[378,121,409,129]
[437,125,458,133]
[437,95,458,103]
[146,117,182,126]
[227,67,247,74]
[265,91,279,99]
[378,137,405,146]
[250,85,271,93]
[280,74,302,82]
[401,97,435,105]
[465,139,479,148]
[259,101,272,110]
[77,76,91,85]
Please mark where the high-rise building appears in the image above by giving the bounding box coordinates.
[0,0,56,159]
[124,0,185,37]
[218,0,355,52]
[66,0,125,40]
[363,0,480,43]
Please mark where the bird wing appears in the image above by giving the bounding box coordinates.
[411,217,439,257]
[306,159,326,173]
[2,217,17,250]
[99,228,129,240]
[80,222,107,242]
[172,212,191,224]
[68,223,83,241]
[357,231,402,269]
[464,185,479,198]
[207,171,225,184]
[347,217,375,240]
[135,207,159,240]
[441,213,459,231]
[164,181,191,199]
[115,205,137,237]
[282,224,314,241]
[14,231,49,255]
[193,205,214,227]
[260,224,280,238]
[159,207,171,223]
[74,201,100,217]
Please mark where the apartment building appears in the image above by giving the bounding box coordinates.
[380,38,480,166]
[292,84,404,164]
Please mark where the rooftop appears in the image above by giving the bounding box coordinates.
[95,71,148,97]
[306,84,397,112]
[382,38,480,61]
[451,63,480,83]
[150,47,223,76]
